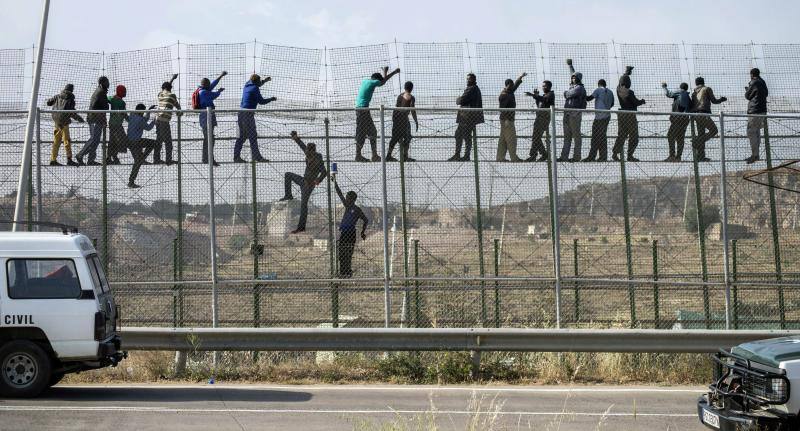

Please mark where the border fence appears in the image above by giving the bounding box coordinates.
[1,41,800,331]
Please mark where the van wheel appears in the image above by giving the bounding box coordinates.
[0,341,52,398]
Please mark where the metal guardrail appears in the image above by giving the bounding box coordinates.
[119,328,800,353]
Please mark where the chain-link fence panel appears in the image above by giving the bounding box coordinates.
[36,49,104,110]
[760,44,800,113]
[0,49,26,110]
[692,44,753,114]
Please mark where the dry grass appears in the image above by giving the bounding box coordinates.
[62,350,710,386]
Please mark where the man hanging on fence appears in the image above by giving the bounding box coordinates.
[613,66,646,162]
[584,79,614,162]
[662,81,692,162]
[154,73,180,165]
[496,72,527,162]
[280,131,328,234]
[46,84,83,166]
[107,85,128,165]
[559,59,587,162]
[524,80,554,162]
[234,73,277,163]
[126,104,157,189]
[690,77,727,162]
[333,178,369,278]
[386,81,418,162]
[194,70,227,166]
[745,68,769,164]
[76,76,111,166]
[450,73,484,162]
[355,66,400,162]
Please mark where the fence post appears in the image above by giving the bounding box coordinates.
[573,238,579,323]
[732,239,739,329]
[379,106,392,327]
[471,127,487,326]
[101,127,109,273]
[251,157,260,328]
[718,113,732,330]
[652,239,660,328]
[618,113,635,328]
[206,107,219,368]
[323,118,338,328]
[172,238,178,328]
[763,118,785,328]
[176,114,184,326]
[413,239,420,327]
[35,108,42,225]
[399,131,411,325]
[493,238,500,328]
[547,106,562,328]
[27,137,32,230]
[690,117,710,328]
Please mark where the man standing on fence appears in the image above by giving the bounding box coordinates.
[559,59,587,162]
[496,72,527,162]
[355,66,400,162]
[76,76,111,166]
[524,80,554,162]
[234,73,276,163]
[154,73,180,165]
[107,85,128,165]
[386,81,418,162]
[584,79,614,162]
[690,77,727,162]
[46,84,83,166]
[450,73,484,162]
[195,71,227,166]
[662,82,692,162]
[745,68,769,164]
[280,131,328,234]
[333,178,369,278]
[613,66,646,162]
[126,104,157,189]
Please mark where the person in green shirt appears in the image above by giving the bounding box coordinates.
[107,85,128,165]
[354,66,400,162]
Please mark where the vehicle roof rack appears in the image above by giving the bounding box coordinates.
[0,220,79,235]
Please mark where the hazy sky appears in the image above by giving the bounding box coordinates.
[1,0,798,50]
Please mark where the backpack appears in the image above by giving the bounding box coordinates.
[191,88,202,109]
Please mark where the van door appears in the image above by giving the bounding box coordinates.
[85,255,116,338]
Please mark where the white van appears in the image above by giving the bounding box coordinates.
[0,231,124,397]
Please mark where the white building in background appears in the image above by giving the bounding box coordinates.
[266,201,293,238]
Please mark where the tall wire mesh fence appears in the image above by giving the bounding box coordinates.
[1,40,800,329]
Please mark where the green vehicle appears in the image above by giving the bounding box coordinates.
[698,336,800,430]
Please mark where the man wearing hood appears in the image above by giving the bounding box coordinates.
[234,73,276,163]
[613,66,646,162]
[155,74,180,165]
[662,82,692,162]
[745,68,768,164]
[559,59,587,162]
[107,84,128,165]
[451,73,484,162]
[197,71,227,166]
[45,84,83,166]
[76,76,111,166]
[690,77,727,162]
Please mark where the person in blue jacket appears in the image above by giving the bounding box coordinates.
[234,74,277,163]
[196,70,227,166]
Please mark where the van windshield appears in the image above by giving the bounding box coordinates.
[88,255,110,293]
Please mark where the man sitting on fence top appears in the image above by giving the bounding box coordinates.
[280,131,328,234]
[194,70,227,166]
[613,66,646,162]
[450,73,484,162]
[234,73,276,164]
[745,67,769,164]
[46,83,83,166]
[524,80,555,162]
[76,76,111,166]
[559,59,587,162]
[690,76,727,162]
[355,66,401,162]
[154,73,180,165]
[662,81,692,162]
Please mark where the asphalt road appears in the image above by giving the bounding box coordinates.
[0,384,707,430]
